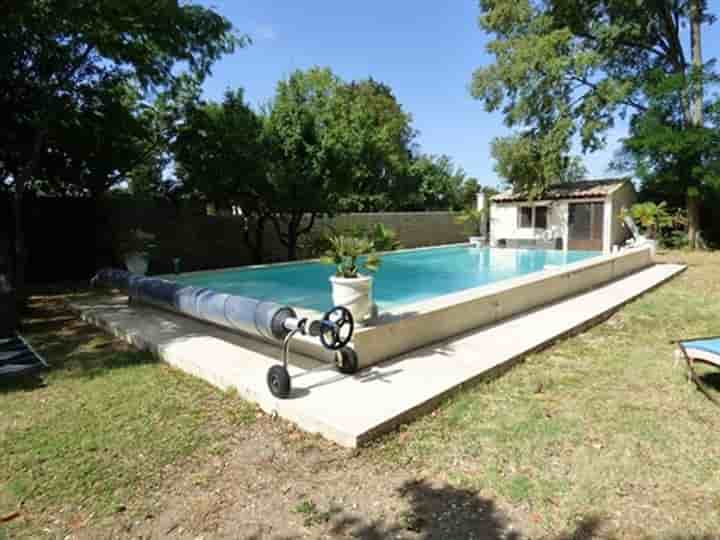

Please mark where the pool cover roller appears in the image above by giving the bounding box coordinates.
[91,268,357,398]
[92,268,298,342]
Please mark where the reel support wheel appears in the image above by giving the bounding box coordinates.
[265,306,356,399]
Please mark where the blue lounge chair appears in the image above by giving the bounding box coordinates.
[0,276,47,381]
[678,337,720,367]
[0,335,47,379]
[676,336,720,403]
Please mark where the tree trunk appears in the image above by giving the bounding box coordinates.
[286,217,299,261]
[690,0,704,128]
[687,192,701,248]
[12,128,46,306]
[12,185,26,303]
[688,0,704,248]
[248,215,267,264]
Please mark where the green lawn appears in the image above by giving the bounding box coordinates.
[2,250,720,538]
[0,291,257,537]
[372,249,720,536]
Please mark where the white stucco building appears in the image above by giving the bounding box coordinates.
[488,178,637,253]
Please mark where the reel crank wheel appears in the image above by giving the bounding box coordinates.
[319,306,354,350]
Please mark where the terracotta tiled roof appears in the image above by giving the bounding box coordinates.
[492,178,630,203]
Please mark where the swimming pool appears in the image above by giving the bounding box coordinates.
[173,246,601,313]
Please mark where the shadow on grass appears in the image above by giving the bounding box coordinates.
[246,478,720,540]
[1,292,159,394]
[326,478,528,539]
[248,479,606,540]
[697,371,720,393]
[0,374,47,394]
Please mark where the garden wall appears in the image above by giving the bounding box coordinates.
[0,194,466,283]
[312,212,466,251]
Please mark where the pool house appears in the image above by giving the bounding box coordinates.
[489,178,637,253]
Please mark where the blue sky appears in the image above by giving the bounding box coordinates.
[197,1,720,189]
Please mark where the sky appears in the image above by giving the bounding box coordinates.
[196,1,720,189]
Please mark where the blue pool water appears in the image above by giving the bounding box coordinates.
[173,246,600,312]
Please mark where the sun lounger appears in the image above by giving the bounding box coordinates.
[0,334,47,379]
[675,336,720,403]
[0,275,46,380]
[623,216,648,246]
[678,337,720,368]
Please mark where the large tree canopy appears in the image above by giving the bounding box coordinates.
[332,78,416,212]
[472,0,717,246]
[264,68,345,260]
[491,129,586,199]
[265,67,420,259]
[399,154,471,211]
[169,66,472,261]
[1,0,239,295]
[173,88,271,262]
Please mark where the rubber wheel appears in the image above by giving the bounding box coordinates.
[267,365,291,398]
[337,348,359,375]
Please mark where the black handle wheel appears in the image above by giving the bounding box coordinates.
[267,365,291,398]
[319,306,354,350]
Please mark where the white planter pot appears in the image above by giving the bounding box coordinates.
[124,252,149,276]
[330,274,374,323]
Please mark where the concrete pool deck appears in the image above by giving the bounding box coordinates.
[71,262,685,447]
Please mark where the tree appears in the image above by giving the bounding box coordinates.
[472,0,716,247]
[332,79,416,212]
[45,79,155,199]
[264,68,346,260]
[1,0,239,298]
[459,178,480,210]
[612,72,720,228]
[399,154,468,211]
[491,131,586,198]
[264,68,425,259]
[126,75,205,204]
[174,89,271,263]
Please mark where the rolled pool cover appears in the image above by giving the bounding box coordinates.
[91,269,297,342]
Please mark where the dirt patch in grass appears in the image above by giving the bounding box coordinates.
[3,251,720,539]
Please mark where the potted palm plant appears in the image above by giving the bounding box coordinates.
[117,229,157,276]
[455,208,486,245]
[320,235,381,323]
[621,202,677,253]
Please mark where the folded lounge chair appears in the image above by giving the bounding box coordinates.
[623,216,651,246]
[0,277,47,381]
[0,335,47,378]
[675,336,720,403]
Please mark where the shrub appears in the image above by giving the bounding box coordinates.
[312,223,401,257]
[319,235,381,278]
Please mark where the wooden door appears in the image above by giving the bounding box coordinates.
[568,202,604,251]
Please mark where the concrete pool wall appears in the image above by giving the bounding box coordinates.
[288,245,654,368]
